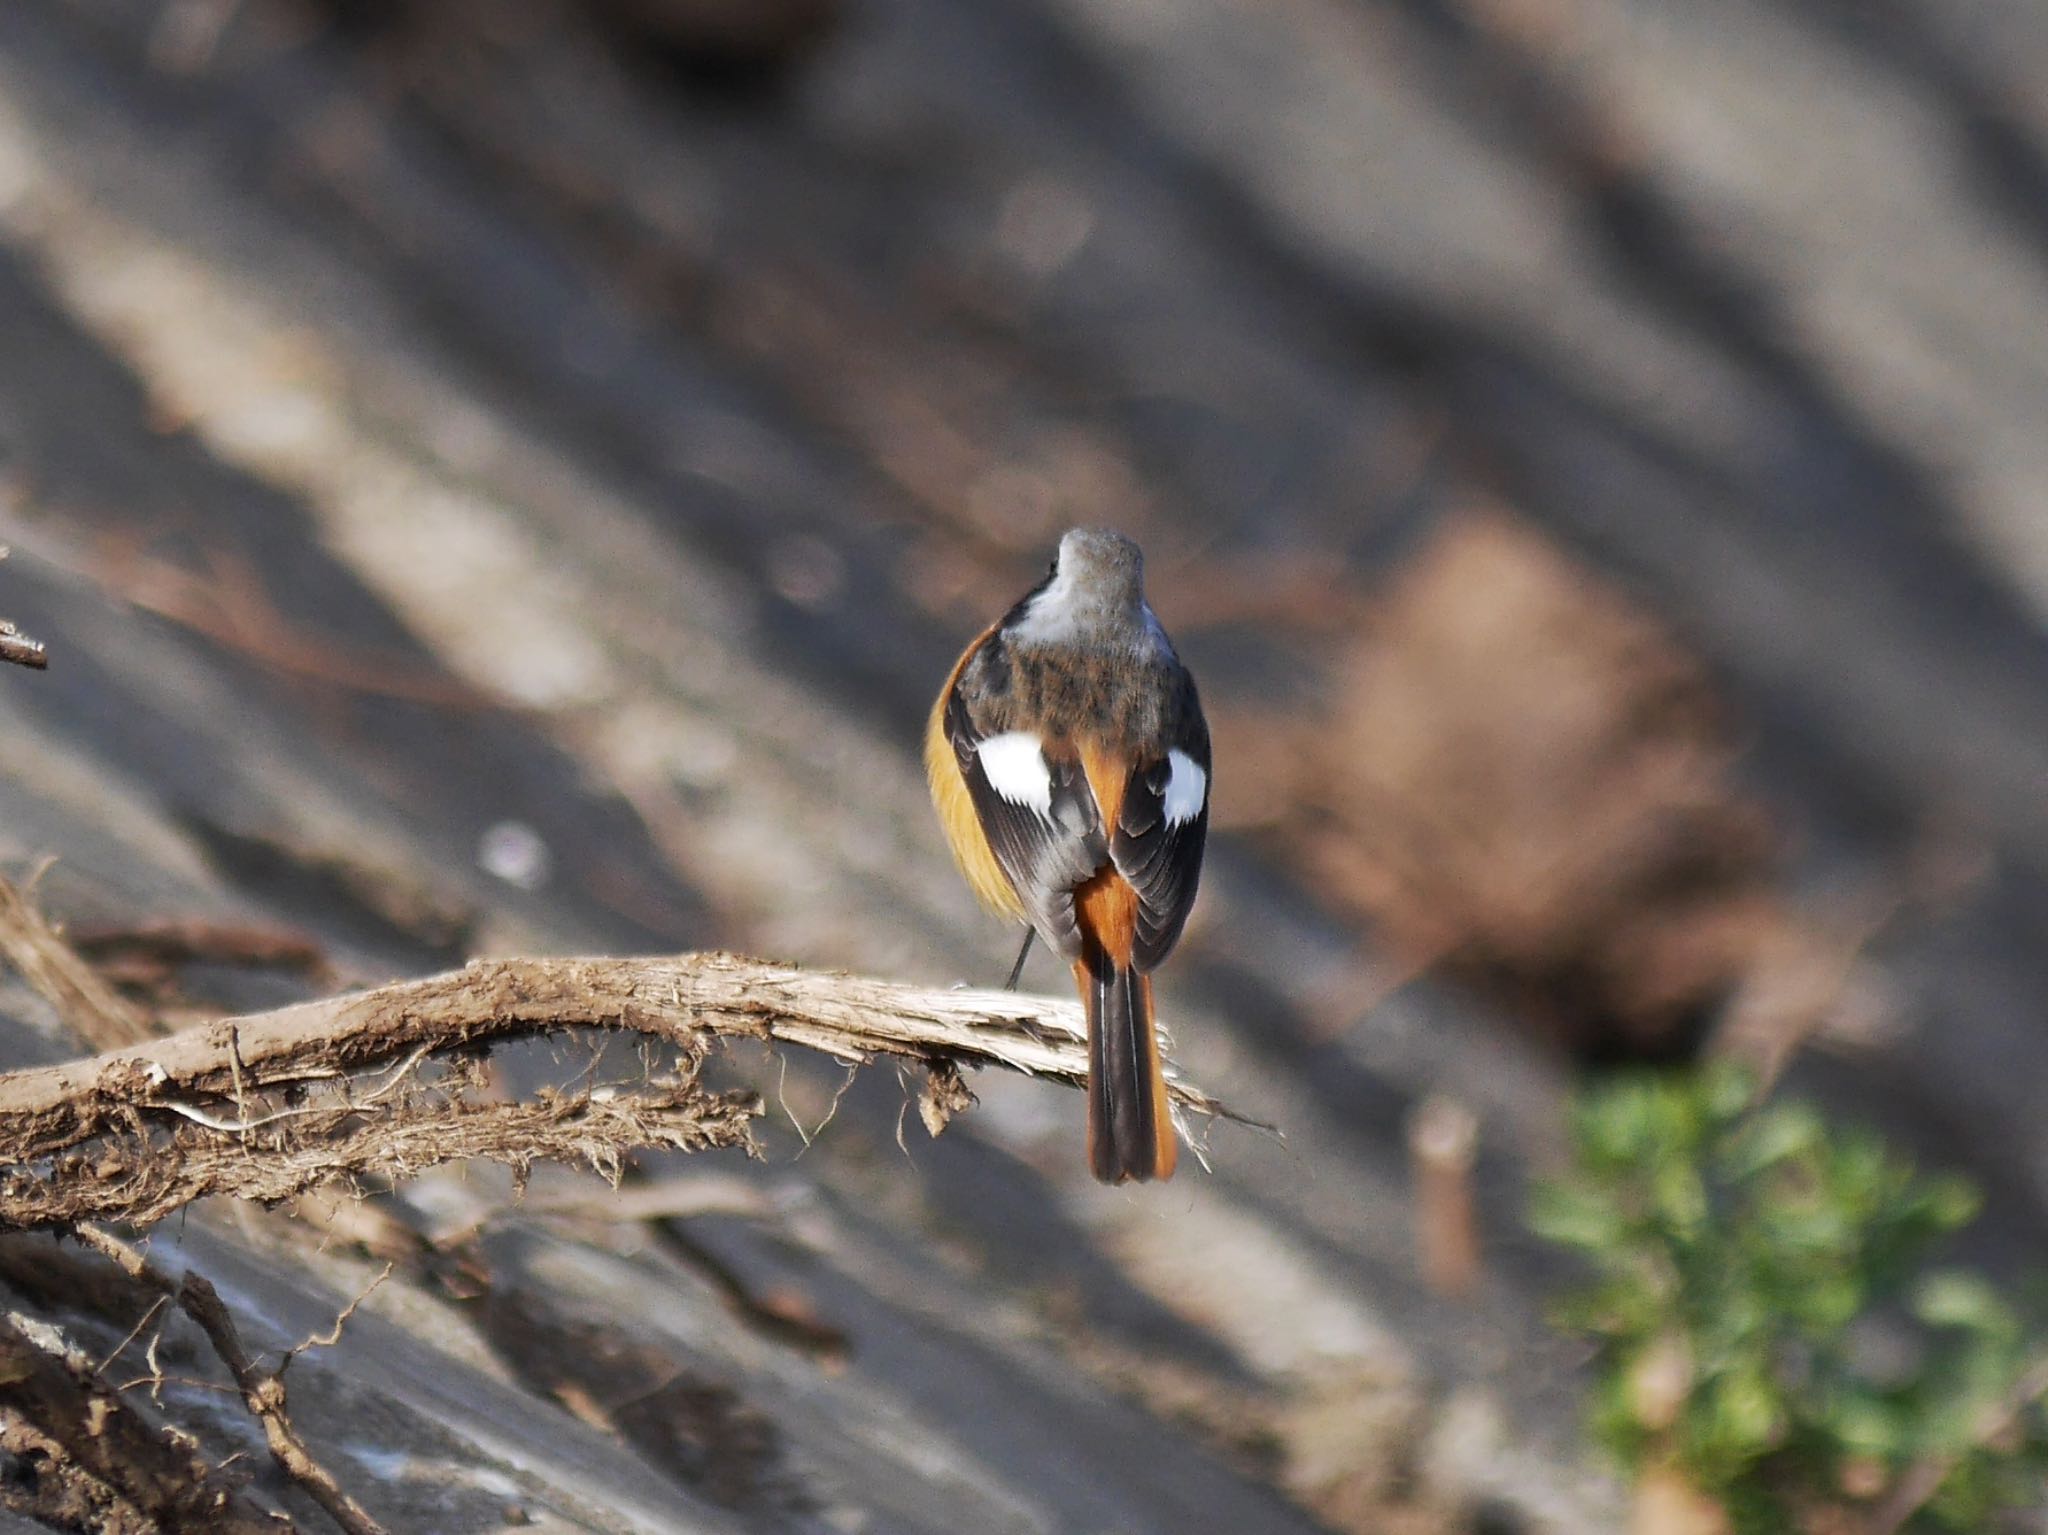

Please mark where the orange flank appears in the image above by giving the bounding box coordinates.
[925,629,1025,921]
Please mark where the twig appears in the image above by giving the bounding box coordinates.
[652,1221,849,1361]
[87,536,492,708]
[0,618,46,669]
[74,1224,390,1535]
[0,545,48,670]
[0,952,1260,1232]
[70,916,337,989]
[0,873,155,1048]
[94,1292,172,1377]
[284,1263,394,1370]
[512,1174,777,1226]
[1408,1094,1482,1298]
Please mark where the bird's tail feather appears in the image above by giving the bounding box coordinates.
[1082,954,1177,1184]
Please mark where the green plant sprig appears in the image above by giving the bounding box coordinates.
[1531,1063,2048,1533]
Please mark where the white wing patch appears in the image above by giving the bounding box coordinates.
[1163,748,1208,826]
[977,732,1054,814]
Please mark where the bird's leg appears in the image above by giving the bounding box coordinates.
[1003,929,1036,991]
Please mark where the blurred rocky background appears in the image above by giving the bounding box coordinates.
[1,0,2047,1530]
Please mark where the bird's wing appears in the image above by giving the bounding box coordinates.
[942,647,1108,958]
[1108,686,1210,971]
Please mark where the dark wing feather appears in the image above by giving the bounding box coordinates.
[1109,675,1210,971]
[944,647,1107,958]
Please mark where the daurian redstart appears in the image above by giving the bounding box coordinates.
[926,529,1210,1183]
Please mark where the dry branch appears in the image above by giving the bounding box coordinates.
[0,952,1250,1232]
[0,620,45,670]
[74,1224,390,1535]
[0,544,48,670]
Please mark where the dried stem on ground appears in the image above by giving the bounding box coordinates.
[1407,1095,1481,1299]
[72,1223,391,1535]
[85,535,491,707]
[70,916,338,994]
[0,872,156,1048]
[0,1311,278,1534]
[0,951,1251,1232]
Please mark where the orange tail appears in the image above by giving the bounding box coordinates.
[1076,953,1177,1184]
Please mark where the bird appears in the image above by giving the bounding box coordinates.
[925,528,1210,1183]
